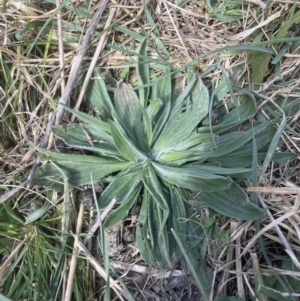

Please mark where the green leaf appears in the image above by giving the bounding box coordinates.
[52,124,119,158]
[0,293,14,301]
[158,124,273,166]
[152,70,172,142]
[200,122,270,159]
[142,165,169,213]
[24,202,50,225]
[172,229,209,301]
[58,104,111,133]
[153,163,232,192]
[248,33,271,85]
[136,189,154,264]
[147,197,171,267]
[147,98,163,121]
[192,164,252,179]
[33,150,132,190]
[208,152,297,168]
[196,183,264,220]
[169,187,187,245]
[86,68,115,121]
[114,82,148,151]
[176,133,214,150]
[137,38,150,107]
[140,105,153,148]
[198,94,257,134]
[98,164,142,209]
[170,73,196,115]
[210,125,276,162]
[157,149,204,166]
[154,77,209,152]
[104,184,141,227]
[109,119,147,161]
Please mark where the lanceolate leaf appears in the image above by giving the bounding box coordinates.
[86,68,115,121]
[140,105,153,148]
[152,70,172,142]
[109,119,147,161]
[53,123,113,145]
[153,78,209,151]
[147,98,163,121]
[170,73,197,116]
[197,122,270,158]
[137,38,150,107]
[156,206,172,267]
[196,183,264,220]
[104,184,142,227]
[198,95,257,134]
[189,164,252,179]
[207,152,297,168]
[114,81,146,149]
[142,165,169,212]
[176,133,214,150]
[211,125,276,161]
[153,163,232,192]
[33,158,131,190]
[157,149,204,165]
[58,104,111,133]
[147,196,171,267]
[169,186,187,245]
[52,124,119,158]
[136,189,154,264]
[98,166,142,209]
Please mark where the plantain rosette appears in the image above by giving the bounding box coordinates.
[34,41,293,267]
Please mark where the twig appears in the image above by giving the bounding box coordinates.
[65,203,85,301]
[111,260,184,278]
[247,187,300,194]
[257,194,300,269]
[242,0,267,9]
[163,1,189,58]
[55,0,109,125]
[71,8,116,122]
[76,241,127,301]
[83,197,117,245]
[255,65,299,93]
[55,0,65,93]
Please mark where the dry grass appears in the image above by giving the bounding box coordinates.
[1,0,300,300]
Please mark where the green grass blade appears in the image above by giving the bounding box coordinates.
[26,0,71,55]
